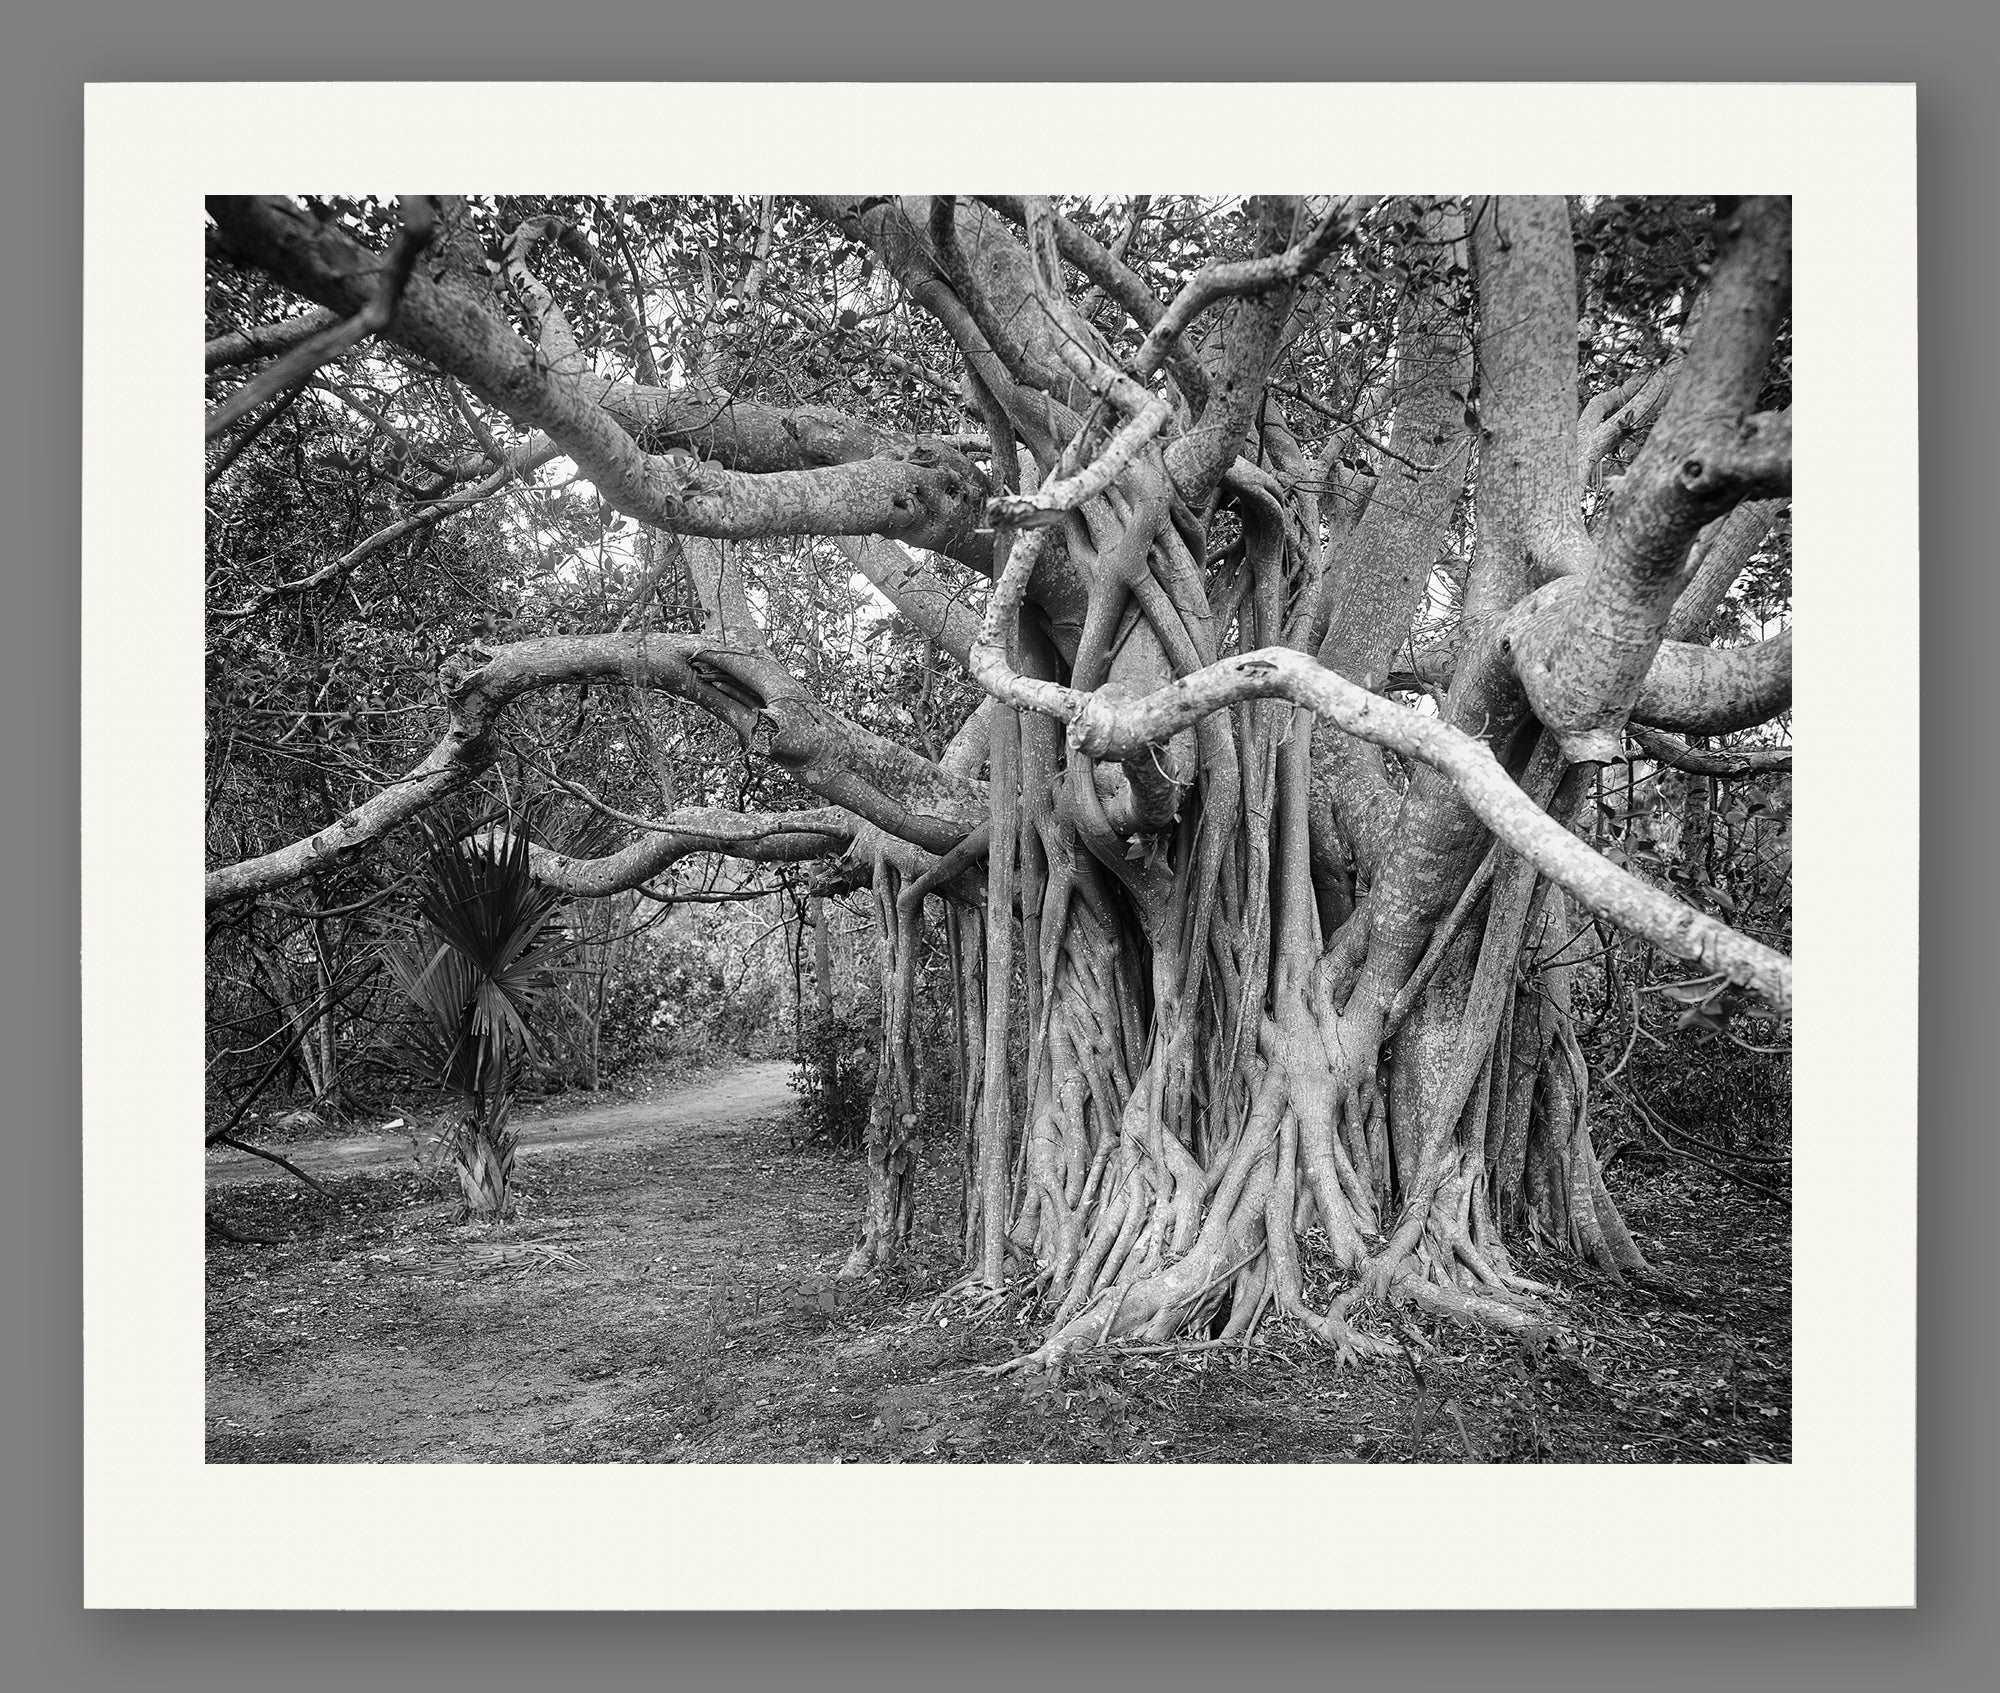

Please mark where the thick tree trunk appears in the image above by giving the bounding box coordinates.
[842,869,921,1274]
[839,285,1672,1362]
[452,1092,518,1222]
[856,815,1648,1364]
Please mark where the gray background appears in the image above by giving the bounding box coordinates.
[5,3,1988,1686]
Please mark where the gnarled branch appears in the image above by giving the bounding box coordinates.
[971,531,1790,1009]
[206,630,983,908]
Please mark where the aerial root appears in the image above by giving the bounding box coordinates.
[1319,1197,1565,1345]
[1273,1289,1396,1364]
[970,1156,1579,1374]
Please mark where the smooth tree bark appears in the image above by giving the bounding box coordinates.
[205,189,1793,1365]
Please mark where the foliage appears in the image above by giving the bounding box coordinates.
[383,821,570,1091]
[583,898,794,1082]
[378,817,573,1216]
[789,1001,879,1154]
[1575,761,1793,1179]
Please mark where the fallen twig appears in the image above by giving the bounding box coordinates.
[210,1132,332,1197]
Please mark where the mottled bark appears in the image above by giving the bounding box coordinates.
[208,197,991,560]
[1507,199,1791,762]
[1466,195,1591,611]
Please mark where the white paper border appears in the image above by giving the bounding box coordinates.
[83,81,1917,1609]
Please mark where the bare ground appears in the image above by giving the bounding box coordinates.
[206,1060,802,1185]
[206,1060,1790,1465]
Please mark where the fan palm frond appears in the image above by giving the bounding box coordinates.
[379,809,577,1217]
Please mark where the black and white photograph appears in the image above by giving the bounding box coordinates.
[75,77,1918,1611]
[199,186,1797,1468]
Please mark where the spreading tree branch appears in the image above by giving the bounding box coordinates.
[205,306,339,372]
[1626,724,1791,777]
[1628,628,1791,735]
[1507,197,1792,763]
[205,631,983,908]
[481,803,857,898]
[206,196,989,557]
[204,197,436,441]
[971,526,1790,1009]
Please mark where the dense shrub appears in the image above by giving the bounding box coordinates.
[789,1002,880,1152]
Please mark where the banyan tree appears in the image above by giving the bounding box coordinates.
[205,191,1791,1366]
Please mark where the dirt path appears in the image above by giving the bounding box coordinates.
[205,1061,1790,1466]
[205,1059,797,1187]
